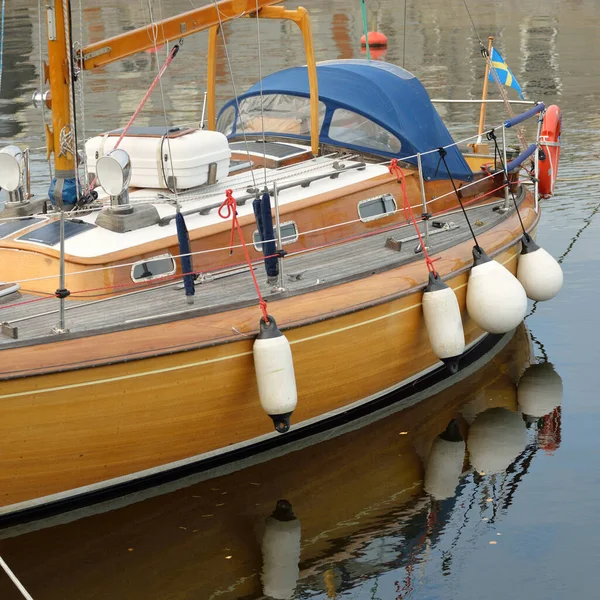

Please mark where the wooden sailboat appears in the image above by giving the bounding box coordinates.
[0,0,563,521]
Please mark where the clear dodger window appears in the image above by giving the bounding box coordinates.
[219,95,326,137]
[328,108,402,154]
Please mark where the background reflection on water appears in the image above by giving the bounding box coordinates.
[1,1,600,599]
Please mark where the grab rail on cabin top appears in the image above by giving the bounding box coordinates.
[157,161,368,226]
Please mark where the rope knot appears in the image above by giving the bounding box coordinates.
[218,189,237,219]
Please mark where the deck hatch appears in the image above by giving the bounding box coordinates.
[0,217,45,239]
[17,220,97,246]
[230,141,307,159]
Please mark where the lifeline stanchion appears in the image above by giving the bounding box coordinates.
[0,556,35,600]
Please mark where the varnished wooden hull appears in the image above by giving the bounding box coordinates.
[0,192,538,519]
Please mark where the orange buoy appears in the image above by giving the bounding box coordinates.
[538,105,561,198]
[360,31,388,48]
[360,45,387,60]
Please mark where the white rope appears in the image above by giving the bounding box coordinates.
[0,556,35,600]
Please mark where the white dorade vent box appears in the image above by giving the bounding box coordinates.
[85,127,231,191]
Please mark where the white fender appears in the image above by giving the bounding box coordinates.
[517,235,563,301]
[466,247,528,334]
[422,273,465,373]
[262,500,301,600]
[253,316,298,433]
[467,407,527,474]
[518,362,563,419]
[424,421,466,500]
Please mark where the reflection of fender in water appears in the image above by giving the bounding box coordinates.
[467,408,527,474]
[424,419,466,500]
[517,362,563,422]
[261,500,301,600]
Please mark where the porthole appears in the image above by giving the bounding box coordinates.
[253,221,299,252]
[358,194,397,222]
[131,254,176,282]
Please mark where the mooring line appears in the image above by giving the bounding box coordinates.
[0,556,35,600]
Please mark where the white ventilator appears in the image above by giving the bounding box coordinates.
[261,500,301,600]
[253,316,298,433]
[517,362,563,420]
[424,420,466,500]
[517,234,563,301]
[466,247,528,334]
[467,407,527,474]
[422,273,465,374]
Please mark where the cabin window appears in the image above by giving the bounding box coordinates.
[358,194,397,222]
[253,221,299,252]
[228,95,326,137]
[131,254,176,282]
[328,109,402,154]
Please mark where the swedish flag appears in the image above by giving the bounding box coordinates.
[488,47,525,100]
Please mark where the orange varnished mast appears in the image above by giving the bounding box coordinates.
[46,0,76,179]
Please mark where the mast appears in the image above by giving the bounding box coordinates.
[46,0,77,188]
[473,35,494,153]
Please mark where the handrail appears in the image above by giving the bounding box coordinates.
[506,143,537,172]
[431,99,536,105]
[158,162,366,226]
[505,103,545,128]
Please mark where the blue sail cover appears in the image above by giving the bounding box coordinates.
[218,60,473,182]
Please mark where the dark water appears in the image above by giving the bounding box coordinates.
[1,0,600,598]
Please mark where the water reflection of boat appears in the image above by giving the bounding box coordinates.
[0,325,564,599]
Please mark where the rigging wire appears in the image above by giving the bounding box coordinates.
[0,0,5,94]
[211,0,257,189]
[437,147,481,249]
[255,0,268,188]
[37,0,53,180]
[62,0,81,201]
[487,129,527,235]
[147,0,180,209]
[461,0,527,150]
[402,0,407,69]
[76,0,89,191]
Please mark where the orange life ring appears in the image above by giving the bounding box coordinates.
[538,105,561,198]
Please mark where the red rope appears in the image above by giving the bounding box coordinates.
[389,159,438,276]
[0,295,51,310]
[218,189,269,322]
[90,44,180,190]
